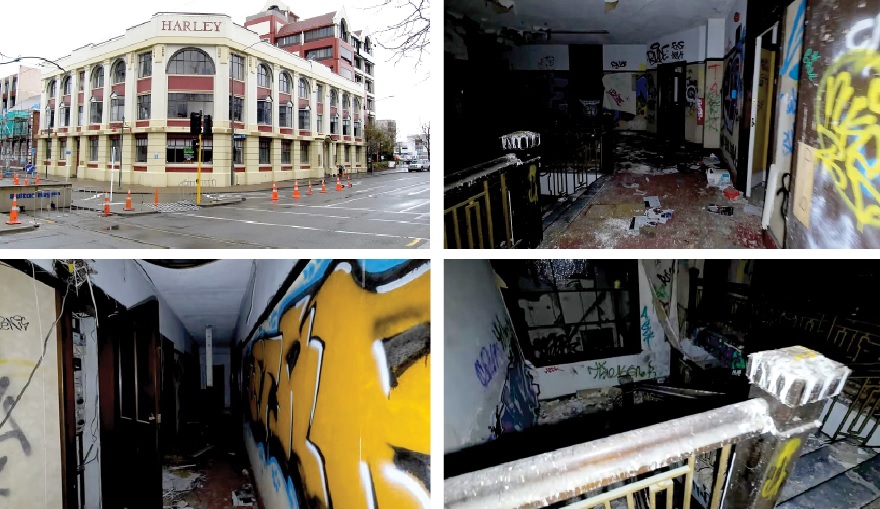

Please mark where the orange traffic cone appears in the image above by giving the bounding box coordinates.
[320,179,327,194]
[307,180,313,195]
[23,176,28,186]
[35,175,41,185]
[348,174,352,188]
[271,182,279,201]
[6,195,21,225]
[335,175,343,192]
[124,188,135,211]
[292,180,301,199]
[101,191,112,216]
[154,188,159,207]
[12,173,19,185]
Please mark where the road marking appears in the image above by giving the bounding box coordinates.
[328,183,429,205]
[407,188,430,195]
[405,238,422,247]
[368,218,430,226]
[247,203,425,215]
[399,200,430,213]
[172,213,425,242]
[234,207,351,219]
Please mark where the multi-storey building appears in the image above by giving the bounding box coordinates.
[2,64,41,114]
[244,2,376,125]
[39,11,367,187]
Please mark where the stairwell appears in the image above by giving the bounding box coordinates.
[777,433,880,509]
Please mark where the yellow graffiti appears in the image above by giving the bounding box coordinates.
[815,49,880,231]
[248,266,430,508]
[528,164,539,204]
[761,438,802,499]
[793,346,819,360]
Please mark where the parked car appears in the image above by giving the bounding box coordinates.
[408,159,430,172]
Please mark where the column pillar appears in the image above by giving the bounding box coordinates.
[722,346,851,509]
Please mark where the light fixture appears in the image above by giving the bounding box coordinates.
[286,100,293,108]
[90,95,99,103]
[264,94,273,103]
[109,90,118,100]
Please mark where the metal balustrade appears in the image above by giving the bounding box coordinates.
[445,346,852,509]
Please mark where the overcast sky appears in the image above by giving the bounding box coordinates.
[0,0,430,139]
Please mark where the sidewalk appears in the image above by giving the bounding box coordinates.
[67,167,411,196]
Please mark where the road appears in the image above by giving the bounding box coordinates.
[1,170,430,249]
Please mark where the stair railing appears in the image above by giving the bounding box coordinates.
[445,346,851,509]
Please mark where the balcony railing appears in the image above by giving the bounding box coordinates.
[445,346,851,509]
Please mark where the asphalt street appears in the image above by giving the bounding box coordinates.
[1,170,430,249]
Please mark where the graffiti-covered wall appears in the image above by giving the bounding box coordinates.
[704,60,724,148]
[0,263,63,508]
[685,63,706,145]
[444,260,540,454]
[721,22,747,173]
[767,0,806,243]
[788,0,880,248]
[241,260,431,509]
[603,71,657,132]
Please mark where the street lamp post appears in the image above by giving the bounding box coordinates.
[110,91,125,190]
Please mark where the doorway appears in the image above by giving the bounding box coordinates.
[657,62,687,145]
[747,23,781,197]
[98,300,162,509]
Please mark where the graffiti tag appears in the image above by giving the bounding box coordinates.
[846,13,880,51]
[761,438,802,499]
[815,50,880,232]
[475,342,504,387]
[640,306,654,347]
[538,56,555,69]
[543,366,561,374]
[802,48,820,81]
[0,377,33,497]
[610,61,627,70]
[647,42,670,65]
[671,41,686,60]
[607,88,625,107]
[0,317,28,332]
[586,360,657,380]
[780,0,806,80]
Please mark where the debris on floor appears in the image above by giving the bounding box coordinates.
[644,196,661,208]
[723,186,741,201]
[163,465,204,503]
[232,485,255,507]
[707,204,734,216]
[743,204,763,217]
[706,168,732,188]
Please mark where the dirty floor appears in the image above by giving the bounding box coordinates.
[541,132,768,249]
[163,447,255,509]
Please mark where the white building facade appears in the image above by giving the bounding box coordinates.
[39,12,367,187]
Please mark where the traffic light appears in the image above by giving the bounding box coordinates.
[190,112,202,135]
[202,115,213,136]
[192,138,200,152]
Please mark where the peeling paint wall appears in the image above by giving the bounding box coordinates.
[444,260,539,454]
[0,263,63,508]
[241,260,430,509]
[787,0,880,248]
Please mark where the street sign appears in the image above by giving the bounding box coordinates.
[66,151,71,155]
[30,148,35,154]
[24,163,34,173]
[233,134,246,140]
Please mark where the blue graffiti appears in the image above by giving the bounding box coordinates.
[637,76,649,101]
[487,316,540,440]
[783,88,798,115]
[256,436,300,508]
[783,130,795,156]
[640,306,654,347]
[722,27,745,134]
[474,342,503,387]
[854,145,877,199]
[780,0,806,80]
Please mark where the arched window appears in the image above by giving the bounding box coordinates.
[330,89,338,107]
[166,48,215,75]
[257,63,272,88]
[364,37,371,54]
[112,59,126,84]
[298,78,310,99]
[46,79,57,97]
[279,72,291,94]
[342,92,350,110]
[91,67,104,89]
[62,76,72,95]
[354,97,361,111]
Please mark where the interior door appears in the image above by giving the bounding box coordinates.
[102,300,161,509]
[657,63,687,145]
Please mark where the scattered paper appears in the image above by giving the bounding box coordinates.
[644,196,661,208]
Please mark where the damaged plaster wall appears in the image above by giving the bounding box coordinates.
[79,316,103,509]
[685,62,706,145]
[787,0,880,248]
[720,0,748,175]
[0,263,63,507]
[239,260,431,509]
[445,260,540,454]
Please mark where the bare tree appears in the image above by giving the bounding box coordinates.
[420,121,430,159]
[367,0,430,68]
